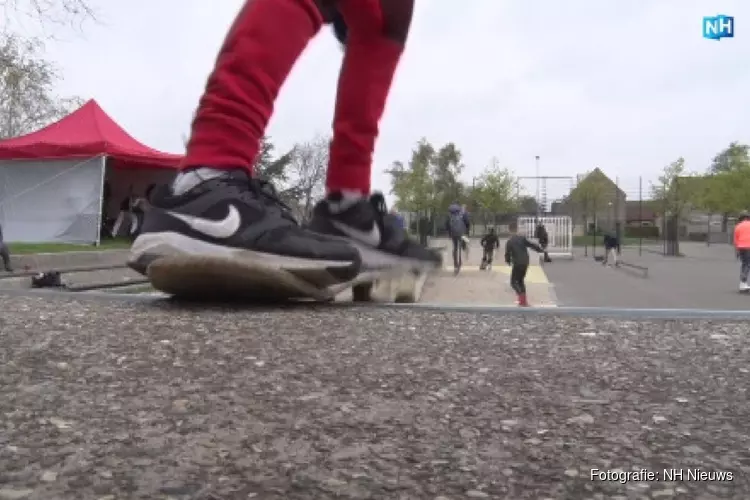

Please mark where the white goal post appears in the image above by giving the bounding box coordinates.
[517,216,573,260]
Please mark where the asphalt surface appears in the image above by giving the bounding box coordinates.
[545,243,750,309]
[1,292,748,499]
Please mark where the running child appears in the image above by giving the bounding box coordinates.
[128,0,441,296]
[479,228,500,270]
[505,222,545,307]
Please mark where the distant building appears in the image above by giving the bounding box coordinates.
[552,168,626,234]
[626,200,658,226]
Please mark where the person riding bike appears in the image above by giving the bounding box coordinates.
[446,203,470,272]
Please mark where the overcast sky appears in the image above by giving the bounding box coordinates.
[28,0,750,201]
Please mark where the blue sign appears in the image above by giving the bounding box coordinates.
[703,15,734,40]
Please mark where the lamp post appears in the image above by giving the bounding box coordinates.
[535,156,540,216]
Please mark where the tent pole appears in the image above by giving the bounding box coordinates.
[95,155,106,247]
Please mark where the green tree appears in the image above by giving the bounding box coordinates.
[430,142,466,214]
[471,158,517,225]
[650,157,705,255]
[650,157,699,216]
[702,170,750,216]
[703,142,750,229]
[253,136,293,185]
[386,138,434,213]
[709,142,750,174]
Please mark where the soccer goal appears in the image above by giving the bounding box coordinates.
[517,216,574,260]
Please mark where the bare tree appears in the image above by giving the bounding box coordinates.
[0,0,95,138]
[288,136,329,221]
[2,0,96,35]
[0,33,84,138]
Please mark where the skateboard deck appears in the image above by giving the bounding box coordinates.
[141,254,434,303]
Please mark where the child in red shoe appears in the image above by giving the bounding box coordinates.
[130,0,440,294]
[504,222,545,307]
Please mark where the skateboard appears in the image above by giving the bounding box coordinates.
[130,231,443,303]
[352,246,444,303]
[136,255,433,303]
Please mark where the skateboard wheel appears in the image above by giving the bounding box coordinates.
[352,282,374,302]
[394,272,422,303]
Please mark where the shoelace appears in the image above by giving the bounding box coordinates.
[215,171,298,224]
[250,178,298,224]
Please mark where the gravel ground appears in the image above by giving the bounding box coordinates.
[1,293,748,499]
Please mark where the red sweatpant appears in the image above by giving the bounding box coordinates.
[182,0,413,195]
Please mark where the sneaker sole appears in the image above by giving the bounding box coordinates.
[128,232,361,300]
[349,242,443,274]
[143,257,412,303]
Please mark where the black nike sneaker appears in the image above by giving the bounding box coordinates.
[128,168,361,299]
[307,192,443,272]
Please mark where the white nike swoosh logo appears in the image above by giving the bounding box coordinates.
[169,205,241,239]
[332,220,381,247]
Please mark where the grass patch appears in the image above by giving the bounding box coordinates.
[7,238,131,254]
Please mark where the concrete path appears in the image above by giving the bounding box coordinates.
[425,238,555,307]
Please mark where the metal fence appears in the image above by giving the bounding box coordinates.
[402,172,737,253]
[614,175,734,257]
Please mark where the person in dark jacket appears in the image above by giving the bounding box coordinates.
[389,207,405,229]
[0,222,12,272]
[446,202,470,272]
[602,231,620,267]
[505,222,545,306]
[534,221,552,263]
[480,228,500,270]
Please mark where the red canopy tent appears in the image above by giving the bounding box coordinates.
[0,99,182,167]
[0,100,183,243]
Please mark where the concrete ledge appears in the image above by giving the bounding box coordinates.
[9,249,129,271]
